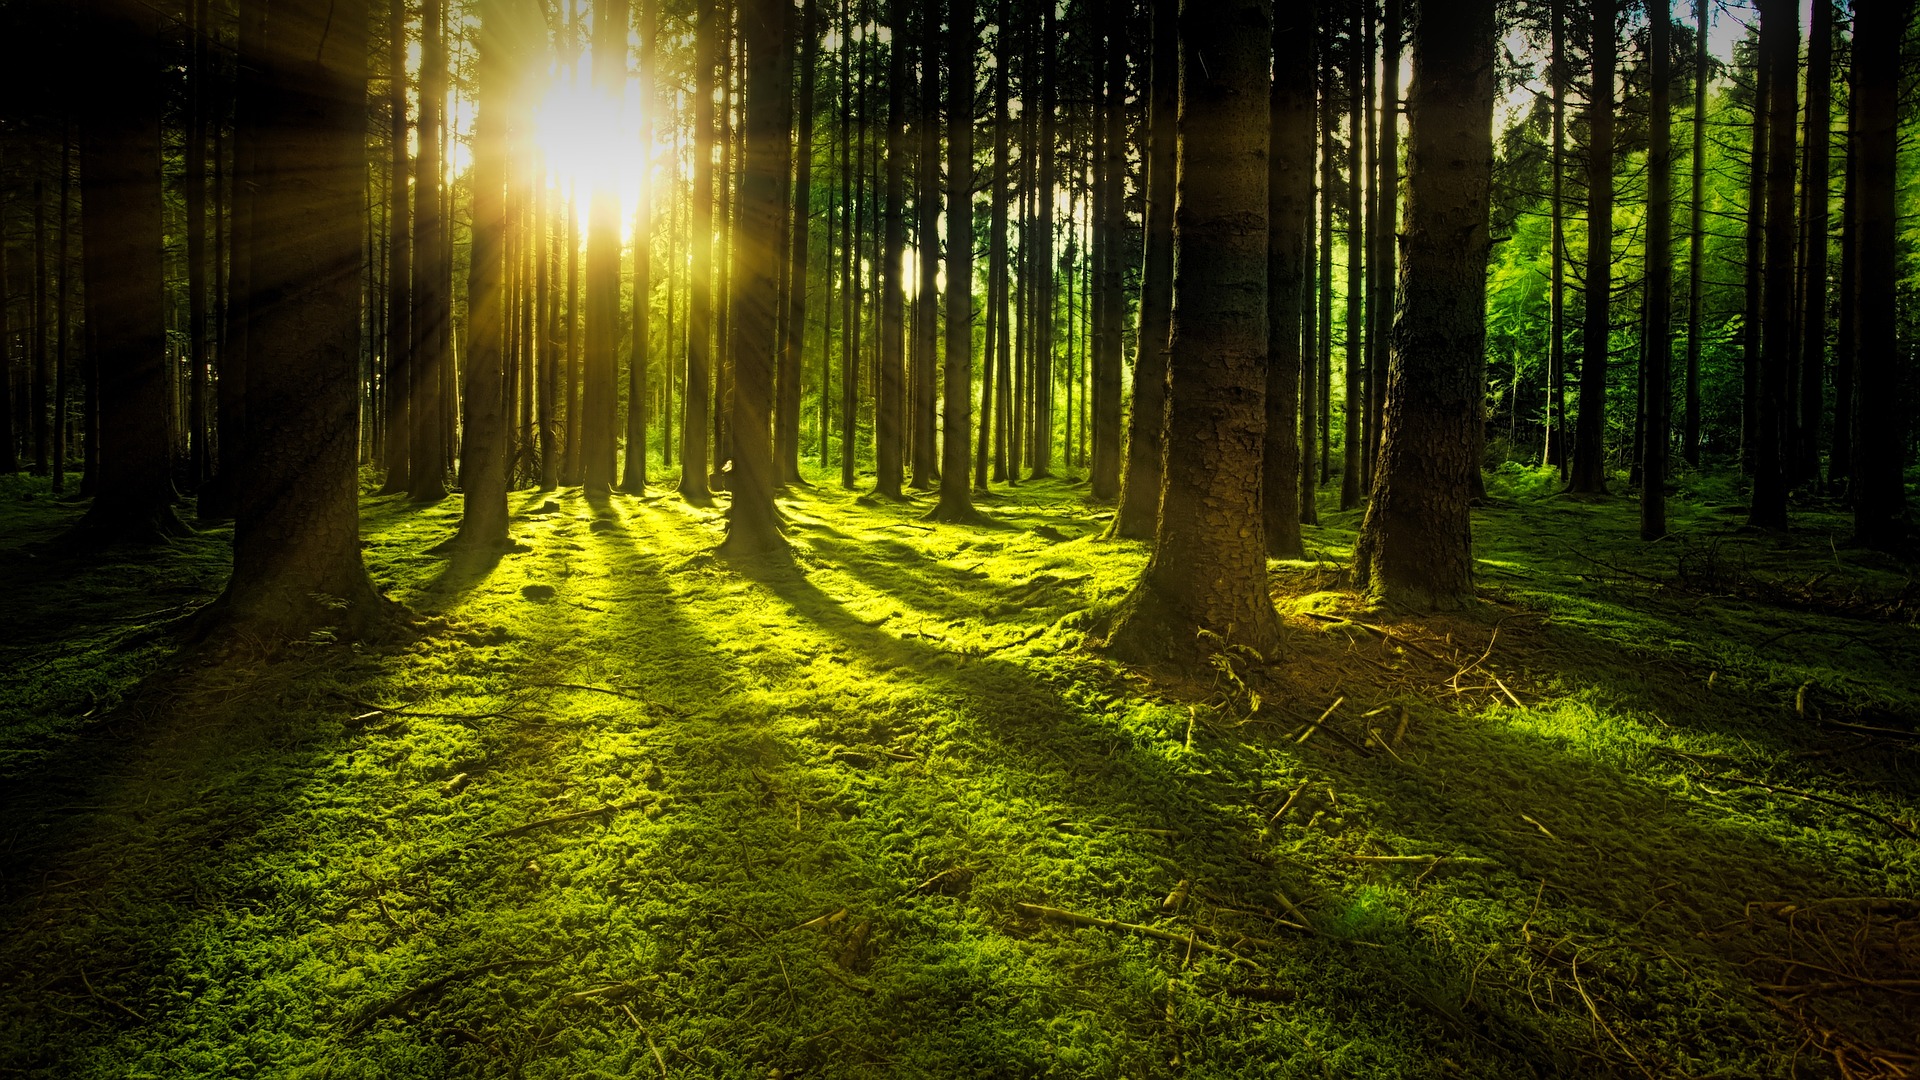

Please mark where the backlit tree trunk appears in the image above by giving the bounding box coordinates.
[1682,0,1704,467]
[1792,0,1832,488]
[779,0,820,485]
[1746,0,1796,530]
[377,0,412,496]
[1850,0,1910,549]
[410,0,450,502]
[1568,0,1612,494]
[682,0,718,501]
[874,0,908,497]
[928,0,981,522]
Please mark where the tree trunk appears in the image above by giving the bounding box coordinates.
[1112,0,1175,540]
[448,0,526,550]
[1088,0,1124,501]
[1370,0,1401,486]
[1029,0,1057,478]
[1105,0,1278,670]
[209,0,394,640]
[977,0,1012,491]
[1354,0,1495,609]
[1740,30,1768,476]
[841,4,863,490]
[1641,0,1671,540]
[1850,0,1910,549]
[1339,0,1365,510]
[1831,91,1857,488]
[682,0,718,500]
[581,0,629,496]
[1318,19,1335,491]
[624,0,658,493]
[1747,0,1796,530]
[780,0,820,485]
[1543,0,1567,473]
[720,0,788,556]
[1792,0,1832,488]
[1299,9,1322,527]
[1263,0,1314,559]
[377,0,411,495]
[1568,0,1612,494]
[52,135,73,494]
[928,0,981,521]
[874,0,907,497]
[910,0,940,491]
[74,0,183,541]
[411,0,450,501]
[1682,0,1704,466]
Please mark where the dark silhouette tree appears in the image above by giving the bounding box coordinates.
[1263,0,1314,560]
[1642,0,1671,540]
[410,0,450,502]
[874,0,909,498]
[1568,0,1613,494]
[928,0,983,523]
[1747,0,1796,530]
[377,0,412,496]
[1792,0,1833,487]
[1850,0,1911,549]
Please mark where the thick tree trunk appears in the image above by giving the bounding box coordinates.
[1747,0,1796,530]
[1354,0,1494,609]
[1263,0,1314,559]
[681,0,718,501]
[977,0,1012,491]
[928,0,981,522]
[1112,0,1175,540]
[1850,0,1910,549]
[210,0,393,640]
[1568,0,1612,494]
[1105,0,1278,670]
[74,0,183,541]
[1370,0,1401,486]
[1641,0,1671,540]
[720,0,788,556]
[410,0,450,501]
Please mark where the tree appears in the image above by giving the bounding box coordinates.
[377,0,412,496]
[1543,0,1568,474]
[446,0,528,550]
[910,0,940,492]
[873,0,908,498]
[184,0,213,491]
[1641,0,1672,541]
[410,0,450,502]
[1739,23,1767,475]
[1111,0,1175,541]
[779,0,820,486]
[1568,0,1613,495]
[1681,0,1705,467]
[720,0,789,556]
[623,0,659,494]
[1353,0,1496,608]
[1104,0,1278,669]
[1746,0,1796,530]
[927,0,983,522]
[1263,0,1314,560]
[1087,0,1124,501]
[207,0,394,640]
[1792,0,1832,487]
[1339,1,1365,510]
[582,0,630,496]
[1850,0,1911,549]
[681,0,719,502]
[72,0,183,541]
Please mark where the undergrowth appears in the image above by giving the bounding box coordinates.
[0,464,1914,1079]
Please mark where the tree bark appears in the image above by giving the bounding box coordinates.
[623,0,658,494]
[1740,28,1768,476]
[1641,0,1671,540]
[682,0,718,500]
[1747,0,1796,530]
[1354,0,1494,609]
[1263,0,1314,559]
[874,0,908,497]
[377,0,412,495]
[1850,0,1910,549]
[1105,0,1278,670]
[1299,8,1322,527]
[1088,0,1124,501]
[1544,0,1568,474]
[1339,0,1365,510]
[928,0,982,522]
[1792,0,1832,488]
[1568,0,1612,494]
[1682,0,1704,466]
[410,0,450,501]
[780,0,820,485]
[909,0,940,491]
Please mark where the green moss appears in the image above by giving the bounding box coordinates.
[1,466,1914,1078]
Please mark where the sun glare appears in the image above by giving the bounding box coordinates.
[532,68,665,222]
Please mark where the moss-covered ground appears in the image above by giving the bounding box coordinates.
[2,465,1916,1079]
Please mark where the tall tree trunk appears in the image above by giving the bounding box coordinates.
[1112,0,1175,540]
[1831,91,1858,488]
[929,0,981,521]
[841,5,863,489]
[977,0,1011,491]
[1543,0,1567,473]
[1793,0,1832,487]
[1682,0,1704,466]
[1740,29,1768,475]
[1029,0,1057,478]
[1371,0,1400,480]
[682,0,718,500]
[1850,0,1910,549]
[1568,0,1613,494]
[411,0,450,501]
[1088,0,1124,500]
[624,0,658,493]
[1318,22,1335,489]
[1339,0,1365,510]
[210,0,393,639]
[448,0,525,549]
[1106,0,1278,669]
[1354,0,1495,608]
[1263,0,1315,559]
[1642,0,1672,540]
[874,0,907,497]
[714,28,741,487]
[1747,0,1796,530]
[780,0,819,485]
[1300,10,1322,527]
[180,0,212,489]
[910,0,940,491]
[720,0,788,555]
[53,135,73,494]
[582,0,629,495]
[33,178,50,478]
[377,0,411,495]
[74,0,182,540]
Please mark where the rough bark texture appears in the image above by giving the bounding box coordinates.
[1740,36,1768,475]
[1028,0,1057,479]
[1369,0,1400,483]
[928,0,982,522]
[720,0,788,556]
[1088,0,1124,501]
[1747,0,1796,530]
[874,0,908,498]
[1543,0,1567,473]
[780,0,820,485]
[1568,0,1612,494]
[210,0,392,641]
[410,0,450,502]
[1641,0,1671,541]
[581,0,629,496]
[378,0,412,496]
[1682,0,1704,466]
[449,0,524,550]
[1831,99,1857,488]
[1299,9,1321,527]
[74,0,183,541]
[910,0,940,491]
[1111,0,1175,541]
[1104,0,1278,671]
[1850,0,1910,549]
[1339,1,1364,511]
[1353,0,1495,610]
[1262,0,1314,560]
[1792,0,1832,488]
[680,1,717,500]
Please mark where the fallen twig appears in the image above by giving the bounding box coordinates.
[1295,697,1344,745]
[346,958,552,1035]
[482,799,651,840]
[1706,774,1916,839]
[338,695,521,724]
[1014,902,1270,972]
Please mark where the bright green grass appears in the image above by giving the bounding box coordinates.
[1,465,1914,1079]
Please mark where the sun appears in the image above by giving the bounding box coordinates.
[531,66,664,221]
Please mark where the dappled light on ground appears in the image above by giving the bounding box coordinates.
[1,467,1915,1078]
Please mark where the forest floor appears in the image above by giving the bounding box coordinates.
[1,463,1916,1080]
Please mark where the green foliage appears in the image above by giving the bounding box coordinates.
[1,468,1915,1078]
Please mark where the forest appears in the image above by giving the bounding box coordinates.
[1,0,1917,1075]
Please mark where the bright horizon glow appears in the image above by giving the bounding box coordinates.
[533,65,661,224]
